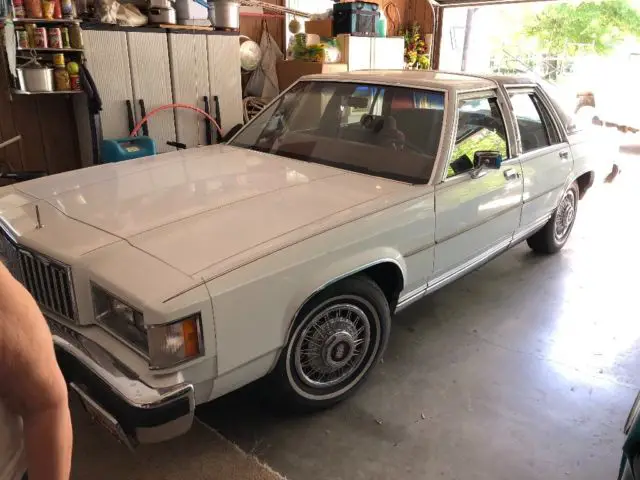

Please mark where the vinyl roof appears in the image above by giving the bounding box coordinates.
[302,70,535,92]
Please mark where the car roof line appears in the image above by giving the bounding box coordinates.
[433,69,501,88]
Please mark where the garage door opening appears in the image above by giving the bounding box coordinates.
[438,0,640,129]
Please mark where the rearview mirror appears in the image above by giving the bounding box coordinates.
[347,96,370,109]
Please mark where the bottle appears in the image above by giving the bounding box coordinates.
[12,0,26,18]
[25,23,36,46]
[53,0,61,18]
[67,61,80,91]
[60,26,70,48]
[16,29,29,48]
[69,23,83,48]
[53,53,71,91]
[42,0,55,19]
[60,0,72,18]
[376,11,387,38]
[24,0,42,18]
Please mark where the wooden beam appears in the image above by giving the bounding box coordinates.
[431,5,443,69]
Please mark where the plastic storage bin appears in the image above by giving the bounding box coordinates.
[100,136,157,163]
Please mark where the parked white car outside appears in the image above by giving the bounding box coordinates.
[0,70,613,446]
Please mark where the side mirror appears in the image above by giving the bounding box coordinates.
[474,151,502,169]
[470,151,502,179]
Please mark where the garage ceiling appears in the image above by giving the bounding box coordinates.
[432,0,554,7]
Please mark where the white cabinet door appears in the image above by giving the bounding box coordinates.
[168,33,210,148]
[83,30,134,140]
[207,35,243,135]
[371,37,404,70]
[431,93,523,287]
[127,31,177,154]
[342,35,372,71]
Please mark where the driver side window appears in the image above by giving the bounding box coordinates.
[447,96,508,178]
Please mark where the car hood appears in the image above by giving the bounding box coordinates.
[14,145,411,277]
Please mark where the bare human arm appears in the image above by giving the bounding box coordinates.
[0,262,72,480]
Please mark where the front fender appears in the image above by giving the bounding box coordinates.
[281,246,407,345]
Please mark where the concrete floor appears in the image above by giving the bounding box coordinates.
[197,155,640,480]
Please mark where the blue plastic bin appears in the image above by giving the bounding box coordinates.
[100,136,157,163]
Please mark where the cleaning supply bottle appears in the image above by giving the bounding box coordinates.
[376,9,387,37]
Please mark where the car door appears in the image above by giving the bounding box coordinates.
[505,87,573,240]
[431,90,523,290]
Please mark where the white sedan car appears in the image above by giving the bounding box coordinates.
[0,71,612,446]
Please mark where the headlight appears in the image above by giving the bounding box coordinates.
[624,391,640,435]
[147,314,203,369]
[92,285,147,353]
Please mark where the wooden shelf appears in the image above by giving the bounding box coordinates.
[16,47,84,52]
[159,23,212,31]
[12,89,83,95]
[11,18,82,24]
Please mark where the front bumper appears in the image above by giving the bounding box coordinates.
[49,318,195,446]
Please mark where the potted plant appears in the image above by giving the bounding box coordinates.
[401,22,430,70]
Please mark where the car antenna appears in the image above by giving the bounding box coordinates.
[35,205,43,230]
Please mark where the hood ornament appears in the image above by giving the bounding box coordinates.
[35,205,43,230]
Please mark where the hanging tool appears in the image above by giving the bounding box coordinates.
[203,95,213,146]
[139,99,149,136]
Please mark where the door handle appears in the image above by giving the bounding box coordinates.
[503,168,520,181]
[559,151,569,159]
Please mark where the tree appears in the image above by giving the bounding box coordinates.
[524,0,640,55]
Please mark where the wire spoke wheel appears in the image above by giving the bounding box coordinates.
[294,303,372,389]
[554,189,576,242]
[277,277,390,408]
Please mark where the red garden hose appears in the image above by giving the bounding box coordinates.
[129,103,224,139]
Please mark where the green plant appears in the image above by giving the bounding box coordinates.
[524,0,640,55]
[400,22,430,69]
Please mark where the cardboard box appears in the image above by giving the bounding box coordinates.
[276,60,348,90]
[304,19,333,38]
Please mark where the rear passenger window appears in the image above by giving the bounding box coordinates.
[510,92,560,153]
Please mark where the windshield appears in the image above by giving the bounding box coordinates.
[229,81,446,184]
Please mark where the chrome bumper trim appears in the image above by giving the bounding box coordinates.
[50,318,195,444]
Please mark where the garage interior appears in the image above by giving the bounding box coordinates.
[1,0,639,478]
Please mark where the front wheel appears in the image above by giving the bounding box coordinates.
[527,182,579,254]
[270,276,391,411]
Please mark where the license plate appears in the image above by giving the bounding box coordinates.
[69,383,135,451]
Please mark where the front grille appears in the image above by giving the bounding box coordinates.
[0,229,77,322]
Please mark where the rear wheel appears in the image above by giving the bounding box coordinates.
[270,276,390,411]
[527,182,579,254]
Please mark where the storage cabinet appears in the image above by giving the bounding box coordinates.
[338,35,405,71]
[372,37,405,70]
[79,28,243,162]
[128,31,176,154]
[206,35,243,133]
[82,30,134,140]
[168,33,210,149]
